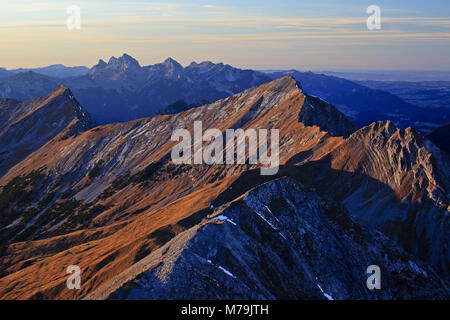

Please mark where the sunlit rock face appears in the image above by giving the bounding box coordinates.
[0,77,448,300]
[0,86,93,176]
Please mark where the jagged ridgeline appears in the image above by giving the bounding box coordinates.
[0,77,448,299]
[1,54,448,131]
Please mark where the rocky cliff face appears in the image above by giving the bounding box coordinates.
[186,61,271,94]
[0,86,94,177]
[330,121,448,208]
[91,179,447,300]
[299,92,355,138]
[267,70,450,133]
[295,120,449,277]
[0,77,448,300]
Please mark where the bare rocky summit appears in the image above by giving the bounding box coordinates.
[0,86,93,177]
[0,77,448,300]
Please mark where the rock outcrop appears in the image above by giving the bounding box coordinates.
[91,179,448,300]
[0,86,94,177]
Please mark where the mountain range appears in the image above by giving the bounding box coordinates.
[1,54,448,132]
[5,65,90,79]
[0,55,271,124]
[0,76,448,299]
[267,70,450,132]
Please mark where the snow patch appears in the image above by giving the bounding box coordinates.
[317,284,334,300]
[218,266,236,279]
[255,211,276,230]
[215,215,237,226]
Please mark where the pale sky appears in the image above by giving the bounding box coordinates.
[0,0,449,70]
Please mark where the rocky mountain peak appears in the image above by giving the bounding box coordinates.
[293,80,356,138]
[189,61,215,68]
[163,57,179,64]
[52,84,70,95]
[162,57,184,70]
[108,53,141,71]
[331,119,449,210]
[26,85,94,133]
[0,86,94,177]
[87,54,142,81]
[88,59,107,75]
[119,53,140,67]
[148,57,186,80]
[357,120,397,138]
[186,61,216,74]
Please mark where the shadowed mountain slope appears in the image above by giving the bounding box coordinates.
[293,121,449,276]
[0,86,94,177]
[0,77,448,299]
[428,123,450,155]
[90,178,448,300]
[267,70,450,132]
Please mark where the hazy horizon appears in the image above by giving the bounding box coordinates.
[3,56,450,73]
[1,0,449,71]
[4,54,450,82]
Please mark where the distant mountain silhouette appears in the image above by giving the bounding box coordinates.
[9,64,90,79]
[0,54,271,124]
[1,55,448,132]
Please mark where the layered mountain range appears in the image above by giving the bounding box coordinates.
[268,70,450,132]
[0,54,271,124]
[0,76,448,299]
[3,65,90,79]
[1,54,448,132]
